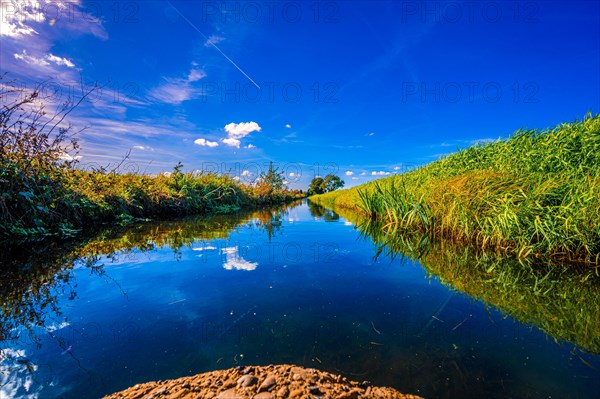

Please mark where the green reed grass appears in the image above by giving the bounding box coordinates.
[312,113,600,264]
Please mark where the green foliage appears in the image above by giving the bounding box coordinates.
[308,174,344,195]
[0,78,299,240]
[259,161,285,191]
[323,174,345,192]
[308,177,325,195]
[312,113,600,264]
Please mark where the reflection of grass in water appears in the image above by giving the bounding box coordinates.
[333,203,600,355]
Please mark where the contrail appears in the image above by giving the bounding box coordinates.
[165,0,261,90]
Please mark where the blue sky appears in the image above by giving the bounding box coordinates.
[1,0,599,188]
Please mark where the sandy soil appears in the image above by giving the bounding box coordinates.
[102,364,424,399]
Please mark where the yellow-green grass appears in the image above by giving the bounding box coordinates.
[0,165,303,239]
[312,113,600,264]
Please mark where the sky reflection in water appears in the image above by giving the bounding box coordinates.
[1,201,599,399]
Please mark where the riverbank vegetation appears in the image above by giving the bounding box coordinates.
[0,77,302,240]
[312,113,600,265]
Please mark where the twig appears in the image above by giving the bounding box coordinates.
[452,315,471,331]
[371,321,382,335]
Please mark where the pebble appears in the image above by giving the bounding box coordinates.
[101,364,423,399]
[276,387,289,397]
[237,375,258,388]
[258,376,277,392]
[217,388,242,399]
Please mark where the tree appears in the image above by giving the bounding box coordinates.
[308,176,325,195]
[308,174,344,195]
[256,161,285,196]
[323,174,344,192]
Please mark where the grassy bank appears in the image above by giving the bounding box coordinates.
[0,164,303,239]
[0,80,303,240]
[312,113,600,264]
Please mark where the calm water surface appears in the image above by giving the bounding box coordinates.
[1,201,599,398]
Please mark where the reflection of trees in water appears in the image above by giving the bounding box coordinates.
[0,201,303,376]
[308,200,340,222]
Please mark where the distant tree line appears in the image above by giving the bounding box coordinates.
[308,174,344,195]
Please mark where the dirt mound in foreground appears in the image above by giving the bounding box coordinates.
[102,364,424,399]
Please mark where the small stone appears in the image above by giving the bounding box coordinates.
[181,382,190,389]
[336,388,362,399]
[289,388,304,398]
[217,388,242,399]
[307,386,322,395]
[259,375,277,392]
[254,393,274,399]
[242,366,255,375]
[276,387,289,398]
[359,381,371,388]
[237,374,258,388]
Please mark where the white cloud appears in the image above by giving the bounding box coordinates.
[46,53,75,67]
[221,121,261,148]
[372,171,391,176]
[221,247,257,271]
[150,66,206,105]
[224,121,261,139]
[222,138,241,148]
[187,69,206,82]
[241,170,251,176]
[150,78,197,105]
[59,152,82,161]
[345,171,354,176]
[13,50,49,67]
[1,1,47,38]
[233,176,240,181]
[359,172,367,176]
[368,132,375,136]
[13,50,75,69]
[351,177,359,180]
[393,166,401,170]
[289,172,295,177]
[194,138,219,147]
[133,145,153,151]
[285,123,292,128]
[204,35,224,47]
[1,0,106,86]
[192,245,217,251]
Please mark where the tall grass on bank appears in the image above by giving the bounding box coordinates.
[0,75,301,239]
[312,113,600,264]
